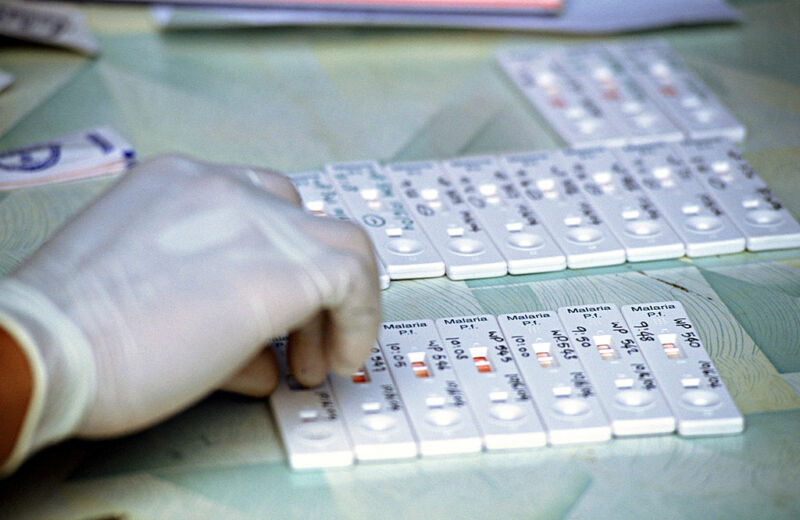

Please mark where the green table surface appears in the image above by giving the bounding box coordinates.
[2,1,800,518]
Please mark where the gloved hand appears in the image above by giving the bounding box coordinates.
[0,154,380,472]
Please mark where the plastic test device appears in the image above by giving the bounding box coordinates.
[608,39,746,142]
[441,155,568,274]
[268,338,354,470]
[497,311,612,445]
[557,304,677,436]
[559,146,685,262]
[617,142,746,257]
[270,302,745,469]
[384,161,508,280]
[557,44,684,146]
[326,161,445,279]
[501,150,627,269]
[378,319,483,456]
[291,139,798,285]
[496,40,746,148]
[291,170,391,289]
[434,314,547,450]
[327,343,418,462]
[621,301,744,436]
[678,138,800,251]
[496,46,624,149]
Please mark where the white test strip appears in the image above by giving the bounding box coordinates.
[608,39,746,142]
[560,147,685,262]
[291,170,390,289]
[621,301,744,436]
[384,161,508,280]
[328,344,418,461]
[557,304,676,436]
[434,315,547,450]
[378,320,482,456]
[501,151,626,268]
[497,312,612,445]
[616,142,746,256]
[558,44,684,146]
[268,338,354,470]
[676,139,800,251]
[496,48,624,148]
[441,156,567,274]
[326,161,445,279]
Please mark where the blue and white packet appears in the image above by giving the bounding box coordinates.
[0,127,135,191]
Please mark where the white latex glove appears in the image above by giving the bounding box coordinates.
[0,155,380,473]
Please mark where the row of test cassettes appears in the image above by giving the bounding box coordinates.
[496,39,746,148]
[269,301,743,470]
[291,138,800,289]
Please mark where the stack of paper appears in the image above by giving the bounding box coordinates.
[162,0,564,14]
[143,0,740,32]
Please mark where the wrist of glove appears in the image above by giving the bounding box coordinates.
[0,280,96,475]
[0,154,380,474]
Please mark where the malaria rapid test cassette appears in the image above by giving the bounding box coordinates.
[501,150,627,269]
[559,146,685,262]
[497,311,612,445]
[271,302,745,469]
[496,47,624,149]
[434,315,547,450]
[378,319,483,457]
[384,160,508,280]
[291,170,391,289]
[327,343,418,462]
[607,40,746,142]
[268,338,354,470]
[557,44,684,146]
[557,304,676,436]
[677,139,800,251]
[617,142,746,257]
[621,301,744,436]
[325,161,445,279]
[441,155,567,274]
[267,39,775,469]
[497,39,746,148]
[290,137,797,285]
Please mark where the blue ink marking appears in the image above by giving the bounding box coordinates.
[123,149,137,168]
[0,144,61,172]
[87,132,113,154]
